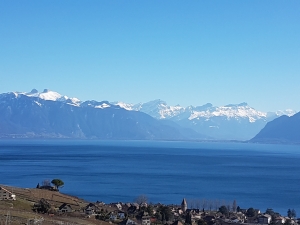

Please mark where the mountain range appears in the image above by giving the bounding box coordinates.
[0,89,204,140]
[251,111,300,144]
[113,99,295,140]
[0,89,297,141]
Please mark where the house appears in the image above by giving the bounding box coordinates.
[142,216,151,225]
[235,212,246,222]
[58,203,73,213]
[109,211,118,221]
[231,219,240,223]
[118,211,126,219]
[247,217,258,223]
[0,187,16,201]
[119,218,137,225]
[171,220,184,225]
[116,203,123,210]
[128,205,138,214]
[96,201,106,206]
[258,214,272,224]
[150,218,157,224]
[85,203,100,215]
[203,215,215,223]
[275,217,286,224]
[255,209,261,214]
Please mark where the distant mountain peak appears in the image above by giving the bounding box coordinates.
[30,89,38,94]
[225,102,248,107]
[147,99,167,106]
[10,89,82,106]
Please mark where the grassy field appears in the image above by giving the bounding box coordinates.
[0,184,112,225]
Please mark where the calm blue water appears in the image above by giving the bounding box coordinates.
[0,140,299,215]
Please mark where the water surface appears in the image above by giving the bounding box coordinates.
[0,140,299,215]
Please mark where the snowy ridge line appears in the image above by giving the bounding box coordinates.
[1,89,297,120]
[11,89,81,106]
[112,100,297,123]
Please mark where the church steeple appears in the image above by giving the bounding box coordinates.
[181,198,187,212]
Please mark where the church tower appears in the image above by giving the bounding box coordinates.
[181,198,187,212]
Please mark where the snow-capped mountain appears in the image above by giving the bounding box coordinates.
[0,89,297,141]
[0,90,204,140]
[111,99,185,119]
[112,100,297,140]
[13,89,81,106]
[188,102,267,123]
[113,100,296,122]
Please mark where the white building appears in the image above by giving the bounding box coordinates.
[258,214,272,224]
[0,187,16,201]
[142,216,151,225]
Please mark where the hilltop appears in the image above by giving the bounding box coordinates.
[0,184,109,225]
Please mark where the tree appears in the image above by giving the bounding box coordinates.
[287,209,292,218]
[202,199,207,211]
[288,209,296,218]
[135,195,148,205]
[185,212,192,225]
[51,179,64,190]
[214,200,220,211]
[227,204,231,213]
[266,208,274,215]
[208,200,213,212]
[284,219,293,225]
[33,198,51,213]
[246,208,257,217]
[232,200,237,212]
[237,206,241,212]
[219,205,228,215]
[42,179,51,187]
[146,205,154,216]
[291,209,296,218]
[155,212,162,221]
[198,219,207,225]
[158,206,173,222]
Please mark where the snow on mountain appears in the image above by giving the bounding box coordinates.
[112,100,187,119]
[130,99,185,119]
[2,89,298,141]
[4,90,297,121]
[275,109,297,117]
[266,109,297,120]
[95,103,111,109]
[112,99,297,123]
[188,103,267,123]
[14,89,81,106]
[112,102,135,111]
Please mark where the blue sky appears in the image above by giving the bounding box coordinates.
[1,1,299,111]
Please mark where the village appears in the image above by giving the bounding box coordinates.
[0,184,299,225]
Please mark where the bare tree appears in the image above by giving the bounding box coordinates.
[221,200,226,208]
[135,195,148,205]
[189,199,196,209]
[232,200,237,212]
[208,200,213,212]
[227,204,231,213]
[214,200,220,211]
[42,179,51,187]
[195,199,200,209]
[202,199,207,211]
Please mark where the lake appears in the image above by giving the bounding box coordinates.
[0,140,299,215]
